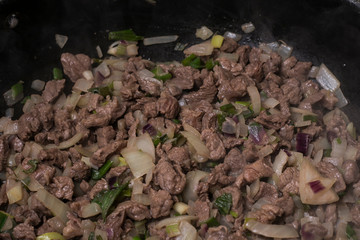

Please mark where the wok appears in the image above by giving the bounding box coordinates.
[0,0,359,127]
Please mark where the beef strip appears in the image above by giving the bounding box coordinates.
[149,188,173,219]
[235,158,274,187]
[50,176,74,200]
[180,107,203,132]
[69,160,90,181]
[38,148,68,168]
[153,159,186,195]
[263,52,282,75]
[90,140,126,167]
[42,79,66,103]
[113,201,151,221]
[183,72,217,104]
[63,212,83,239]
[317,161,346,193]
[223,148,246,176]
[30,164,56,186]
[320,89,338,110]
[135,72,162,96]
[277,167,299,195]
[207,163,235,186]
[220,37,239,53]
[60,53,91,82]
[88,178,109,199]
[95,126,116,148]
[8,134,24,152]
[201,128,226,161]
[157,92,180,119]
[247,204,284,223]
[12,223,36,240]
[12,205,41,225]
[167,146,192,171]
[217,74,250,101]
[0,184,7,206]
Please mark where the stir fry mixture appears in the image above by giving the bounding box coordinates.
[1,28,360,240]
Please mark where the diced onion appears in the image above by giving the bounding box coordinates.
[272,150,288,176]
[175,221,197,240]
[294,120,312,127]
[247,85,261,115]
[248,178,260,198]
[45,132,85,150]
[94,229,108,240]
[241,22,256,33]
[217,52,239,62]
[183,41,214,56]
[155,215,198,229]
[183,123,201,138]
[81,202,102,218]
[126,44,138,56]
[31,79,45,91]
[96,45,103,58]
[53,93,66,111]
[95,62,111,78]
[55,34,68,48]
[316,63,340,92]
[64,91,81,110]
[73,78,93,92]
[3,88,23,106]
[334,87,348,108]
[6,179,23,204]
[262,97,279,109]
[121,147,155,178]
[173,202,189,215]
[182,170,209,203]
[277,43,293,60]
[223,31,242,41]
[308,66,319,79]
[132,194,151,206]
[258,145,273,158]
[245,219,299,238]
[127,133,155,161]
[195,26,213,40]
[34,188,71,224]
[330,137,347,158]
[0,117,11,132]
[344,144,358,161]
[259,42,279,54]
[82,70,94,81]
[143,35,179,46]
[5,108,14,118]
[180,131,210,159]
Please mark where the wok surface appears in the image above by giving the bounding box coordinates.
[0,0,359,126]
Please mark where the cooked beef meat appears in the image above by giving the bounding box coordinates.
[60,53,91,82]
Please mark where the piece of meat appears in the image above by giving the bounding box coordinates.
[90,140,126,167]
[86,93,103,112]
[0,233,11,240]
[220,37,238,52]
[183,72,217,104]
[148,222,167,240]
[247,204,284,223]
[63,212,83,239]
[180,107,203,132]
[251,181,278,202]
[30,164,56,186]
[245,62,263,83]
[69,160,90,181]
[136,72,162,96]
[88,178,109,199]
[300,222,327,239]
[149,189,173,219]
[278,167,299,195]
[38,148,69,168]
[342,160,360,184]
[325,204,337,225]
[12,205,40,226]
[217,58,243,76]
[254,110,289,130]
[206,226,229,240]
[201,128,226,161]
[157,93,180,119]
[317,161,346,193]
[223,148,246,175]
[281,78,302,105]
[80,180,91,193]
[167,146,191,171]
[105,166,128,180]
[351,204,360,227]
[42,79,66,103]
[50,176,74,200]
[235,158,274,187]
[0,184,7,206]
[60,53,91,82]
[28,194,52,217]
[236,45,251,67]
[192,198,211,223]
[301,80,320,98]
[0,135,10,172]
[202,111,217,131]
[154,159,186,195]
[95,126,116,148]
[113,201,151,221]
[263,52,282,75]
[143,101,159,118]
[221,185,243,210]
[207,163,235,186]
[320,89,338,110]
[8,135,24,152]
[279,124,294,141]
[12,223,36,240]
[217,75,250,101]
[69,196,90,217]
[286,61,312,82]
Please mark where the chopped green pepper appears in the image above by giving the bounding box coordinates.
[23,160,38,174]
[151,66,172,81]
[205,59,219,70]
[303,115,318,122]
[89,82,114,98]
[108,29,144,41]
[153,132,168,147]
[200,217,220,227]
[214,193,232,215]
[323,149,332,157]
[92,182,128,219]
[220,103,237,115]
[165,223,181,237]
[21,96,31,104]
[91,159,113,180]
[181,54,197,66]
[53,67,63,80]
[172,119,181,124]
[230,210,239,218]
[217,113,226,131]
[11,81,24,99]
[346,223,358,240]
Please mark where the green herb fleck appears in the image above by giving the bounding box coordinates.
[303,115,318,122]
[230,210,239,218]
[220,103,237,115]
[53,67,63,80]
[108,29,144,41]
[91,159,113,180]
[21,96,31,104]
[217,113,226,131]
[200,217,220,227]
[153,132,169,147]
[11,81,24,99]
[89,82,114,98]
[172,119,181,124]
[337,138,342,144]
[214,193,232,215]
[0,211,8,231]
[346,223,358,240]
[205,59,219,70]
[23,160,38,174]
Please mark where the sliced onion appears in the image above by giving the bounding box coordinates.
[5,108,14,118]
[334,87,348,108]
[127,133,155,161]
[96,45,103,58]
[217,52,239,62]
[132,194,151,206]
[143,35,179,46]
[308,66,319,79]
[126,44,139,56]
[6,179,23,204]
[277,43,293,60]
[73,78,93,92]
[241,22,256,33]
[3,88,23,106]
[4,120,18,135]
[322,222,334,239]
[344,144,358,161]
[121,147,155,178]
[294,120,312,128]
[34,188,70,223]
[245,219,299,238]
[247,85,261,115]
[223,31,242,41]
[299,158,339,205]
[181,131,210,159]
[53,93,66,110]
[273,150,289,176]
[182,170,209,203]
[196,26,213,40]
[95,62,111,78]
[248,178,260,198]
[290,107,317,116]
[313,150,323,164]
[65,91,81,110]
[259,42,280,54]
[296,133,311,155]
[183,41,214,56]
[330,137,347,158]
[81,202,102,218]
[173,202,189,215]
[183,123,201,138]
[55,34,68,48]
[258,145,273,158]
[155,215,198,229]
[174,221,197,240]
[31,79,45,91]
[262,97,280,109]
[316,63,340,92]
[45,132,85,150]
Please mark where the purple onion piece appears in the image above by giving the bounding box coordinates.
[308,180,325,193]
[248,123,266,145]
[232,115,239,123]
[107,228,114,239]
[283,149,292,157]
[142,123,157,136]
[108,176,117,189]
[296,133,311,154]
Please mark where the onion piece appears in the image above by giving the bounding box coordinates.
[344,144,358,161]
[182,170,209,202]
[290,107,317,116]
[31,79,45,91]
[143,35,179,46]
[183,41,214,56]
[277,42,293,60]
[262,97,279,109]
[121,147,155,178]
[183,123,201,138]
[45,132,84,150]
[334,87,348,108]
[155,215,198,229]
[180,131,210,159]
[132,194,151,206]
[195,26,213,40]
[316,63,340,92]
[223,31,242,41]
[273,150,289,176]
[241,22,256,33]
[296,133,311,155]
[245,219,299,238]
[64,91,81,110]
[330,137,347,158]
[127,133,155,161]
[294,120,312,127]
[95,62,111,78]
[299,158,339,205]
[126,44,138,56]
[3,88,23,107]
[308,66,319,79]
[81,202,102,218]
[55,34,68,48]
[173,202,189,215]
[5,108,14,118]
[34,188,70,224]
[6,179,23,204]
[217,52,239,62]
[96,45,103,58]
[73,78,93,92]
[337,203,352,222]
[175,221,197,240]
[247,85,261,115]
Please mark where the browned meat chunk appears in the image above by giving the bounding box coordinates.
[201,128,226,161]
[95,126,116,148]
[50,176,74,200]
[12,223,36,240]
[60,53,91,82]
[90,140,126,167]
[317,161,346,193]
[154,159,186,195]
[42,79,66,103]
[31,164,56,186]
[149,189,173,219]
[157,93,180,119]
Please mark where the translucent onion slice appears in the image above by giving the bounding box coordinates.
[81,202,102,218]
[45,132,85,150]
[121,147,155,178]
[155,215,198,229]
[247,85,261,115]
[316,63,340,92]
[262,97,279,109]
[245,219,299,238]
[182,170,209,203]
[6,179,23,204]
[180,131,210,159]
[143,35,179,46]
[127,133,155,161]
[183,41,214,56]
[175,221,197,240]
[241,22,256,33]
[196,26,213,40]
[272,150,289,176]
